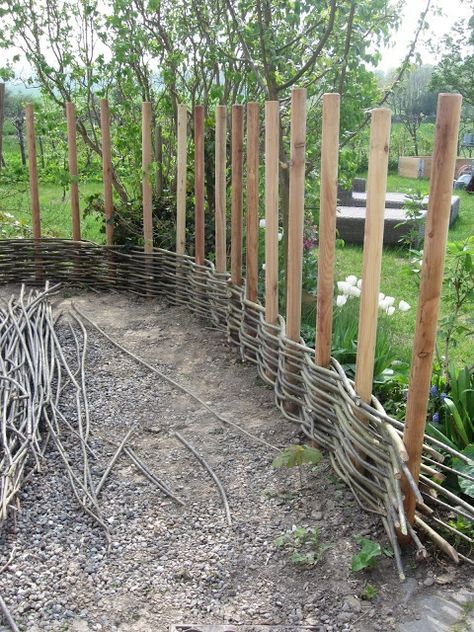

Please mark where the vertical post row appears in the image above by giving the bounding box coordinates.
[285,88,307,341]
[231,105,244,285]
[246,103,260,302]
[66,102,81,241]
[194,105,205,265]
[142,102,153,254]
[25,104,41,239]
[176,104,187,255]
[315,93,340,367]
[354,109,391,402]
[264,101,280,324]
[402,94,462,525]
[214,105,227,273]
[100,98,114,246]
[155,124,163,199]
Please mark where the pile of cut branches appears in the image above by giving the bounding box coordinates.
[0,284,112,537]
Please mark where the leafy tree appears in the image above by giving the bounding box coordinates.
[0,0,435,248]
[431,2,474,107]
[389,65,436,155]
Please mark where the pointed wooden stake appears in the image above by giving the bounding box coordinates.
[66,102,81,241]
[315,93,340,367]
[246,102,260,302]
[402,94,462,528]
[215,105,227,273]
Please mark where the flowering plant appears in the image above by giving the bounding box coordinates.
[335,275,411,316]
[331,275,412,389]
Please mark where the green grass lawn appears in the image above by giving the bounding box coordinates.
[1,134,105,242]
[330,173,473,367]
[0,180,105,243]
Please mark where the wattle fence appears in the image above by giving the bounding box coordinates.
[1,89,472,578]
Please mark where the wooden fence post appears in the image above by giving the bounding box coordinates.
[315,93,340,366]
[286,88,307,342]
[354,108,391,402]
[231,104,244,285]
[176,104,187,255]
[194,105,205,265]
[0,83,5,173]
[246,102,259,302]
[215,105,227,273]
[402,94,462,526]
[25,104,41,239]
[66,102,81,241]
[142,102,153,254]
[100,98,114,246]
[264,101,280,324]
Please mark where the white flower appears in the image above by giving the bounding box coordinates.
[259,219,266,228]
[357,279,363,289]
[379,298,389,310]
[336,294,348,307]
[399,300,411,312]
[348,286,361,297]
[384,296,395,307]
[262,263,266,270]
[278,232,283,241]
[345,275,358,286]
[386,306,395,316]
[379,292,385,302]
[337,281,351,294]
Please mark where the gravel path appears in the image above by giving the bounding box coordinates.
[0,288,471,632]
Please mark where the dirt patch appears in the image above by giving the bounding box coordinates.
[0,287,472,632]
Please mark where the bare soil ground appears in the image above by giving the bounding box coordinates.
[0,288,472,632]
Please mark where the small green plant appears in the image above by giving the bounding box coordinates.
[351,537,382,572]
[397,188,425,248]
[427,364,474,456]
[438,237,474,373]
[0,209,31,238]
[274,526,331,566]
[452,445,474,499]
[361,582,378,600]
[272,444,322,488]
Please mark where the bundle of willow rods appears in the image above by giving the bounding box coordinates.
[0,284,113,537]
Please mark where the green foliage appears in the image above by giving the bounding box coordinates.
[431,11,474,107]
[361,583,378,601]
[388,65,437,156]
[351,537,382,572]
[272,444,322,469]
[0,210,31,238]
[397,189,425,248]
[331,298,397,382]
[427,364,474,453]
[438,237,474,371]
[452,445,474,499]
[447,515,474,541]
[274,526,331,567]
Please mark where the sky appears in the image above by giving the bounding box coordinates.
[376,0,473,72]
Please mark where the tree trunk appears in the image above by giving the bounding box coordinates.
[17,125,26,167]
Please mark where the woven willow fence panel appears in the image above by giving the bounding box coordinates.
[1,238,472,576]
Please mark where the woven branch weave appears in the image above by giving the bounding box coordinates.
[0,238,472,576]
